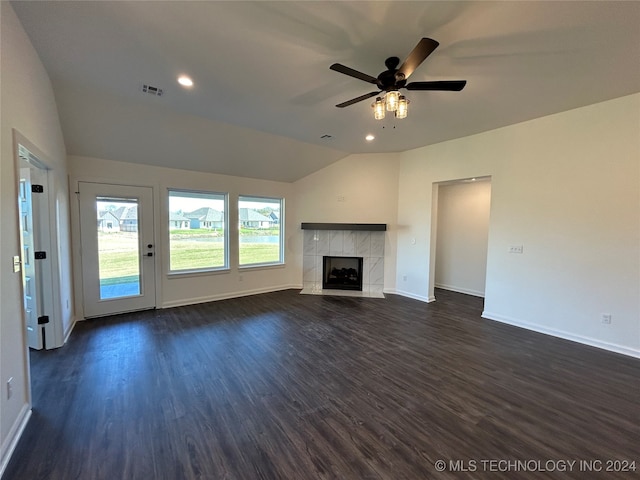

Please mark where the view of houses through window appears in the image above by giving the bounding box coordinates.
[169,190,228,272]
[97,190,283,279]
[97,198,141,298]
[238,195,283,266]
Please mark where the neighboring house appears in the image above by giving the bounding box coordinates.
[239,208,272,228]
[97,211,120,233]
[112,205,138,232]
[184,207,224,230]
[169,212,190,230]
[268,211,279,225]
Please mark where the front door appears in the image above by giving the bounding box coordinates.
[79,182,156,317]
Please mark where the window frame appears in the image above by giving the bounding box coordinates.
[238,194,285,268]
[167,188,229,275]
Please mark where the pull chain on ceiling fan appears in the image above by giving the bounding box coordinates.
[329,38,466,119]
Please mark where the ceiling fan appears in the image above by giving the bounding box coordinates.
[330,38,466,118]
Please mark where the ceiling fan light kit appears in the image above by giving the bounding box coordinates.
[330,37,466,120]
[371,92,409,120]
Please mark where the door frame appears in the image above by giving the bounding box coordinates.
[13,131,64,350]
[78,182,156,317]
[429,176,492,303]
[70,176,161,320]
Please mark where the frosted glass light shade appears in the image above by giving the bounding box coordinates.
[385,90,400,111]
[396,96,409,119]
[373,97,385,120]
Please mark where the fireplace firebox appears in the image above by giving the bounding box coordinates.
[322,256,363,291]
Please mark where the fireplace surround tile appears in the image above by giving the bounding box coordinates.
[329,230,343,255]
[343,231,356,255]
[301,229,385,298]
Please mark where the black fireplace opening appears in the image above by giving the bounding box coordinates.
[323,256,363,291]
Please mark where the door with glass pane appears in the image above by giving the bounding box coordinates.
[79,182,155,317]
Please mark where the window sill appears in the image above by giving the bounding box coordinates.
[238,262,285,272]
[167,267,230,279]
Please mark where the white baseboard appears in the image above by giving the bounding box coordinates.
[385,288,435,303]
[63,316,77,344]
[0,404,31,478]
[161,284,301,309]
[482,311,640,359]
[434,283,485,298]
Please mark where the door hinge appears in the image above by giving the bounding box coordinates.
[31,184,44,193]
[34,251,47,260]
[37,315,49,325]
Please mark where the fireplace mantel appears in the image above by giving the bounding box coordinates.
[301,223,386,231]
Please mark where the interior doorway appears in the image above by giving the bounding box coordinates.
[16,144,61,350]
[433,177,491,300]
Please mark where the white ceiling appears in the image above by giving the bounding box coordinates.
[11,1,640,182]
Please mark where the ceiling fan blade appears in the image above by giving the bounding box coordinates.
[405,80,467,91]
[336,91,380,108]
[330,63,378,84]
[397,38,439,80]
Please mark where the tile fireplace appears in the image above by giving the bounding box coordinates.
[301,224,385,298]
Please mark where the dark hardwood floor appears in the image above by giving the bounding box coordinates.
[4,289,639,479]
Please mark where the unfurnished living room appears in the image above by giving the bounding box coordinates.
[1,2,639,479]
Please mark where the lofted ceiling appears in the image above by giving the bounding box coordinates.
[10,1,640,182]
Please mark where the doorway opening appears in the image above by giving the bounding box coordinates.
[16,143,61,350]
[431,176,491,305]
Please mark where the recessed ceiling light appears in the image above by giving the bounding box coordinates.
[177,75,193,87]
[365,134,375,141]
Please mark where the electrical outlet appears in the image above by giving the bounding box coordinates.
[601,313,612,325]
[7,377,13,399]
[402,275,407,281]
[509,245,524,254]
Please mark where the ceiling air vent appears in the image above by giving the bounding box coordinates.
[142,84,163,96]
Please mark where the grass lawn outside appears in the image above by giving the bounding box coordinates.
[99,231,280,280]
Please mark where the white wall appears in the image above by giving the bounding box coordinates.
[396,93,640,356]
[293,153,400,291]
[435,180,491,297]
[68,156,299,314]
[0,2,73,472]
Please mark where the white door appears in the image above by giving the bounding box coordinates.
[79,182,156,317]
[19,168,43,349]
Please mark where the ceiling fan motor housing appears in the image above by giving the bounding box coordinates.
[377,57,406,91]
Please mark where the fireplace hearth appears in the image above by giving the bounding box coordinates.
[323,256,363,291]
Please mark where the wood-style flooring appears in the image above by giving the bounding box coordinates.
[4,289,639,479]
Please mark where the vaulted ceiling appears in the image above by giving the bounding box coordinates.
[11,1,640,182]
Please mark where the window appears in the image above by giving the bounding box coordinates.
[238,195,283,266]
[168,190,227,272]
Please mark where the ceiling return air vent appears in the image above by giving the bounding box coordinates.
[142,84,163,96]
